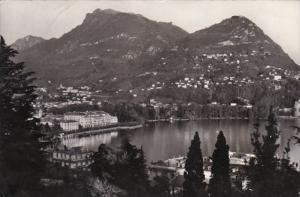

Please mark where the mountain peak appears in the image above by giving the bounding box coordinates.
[92,8,119,15]
[186,14,266,48]
[229,15,250,20]
[220,15,255,26]
[82,8,120,25]
[11,35,45,51]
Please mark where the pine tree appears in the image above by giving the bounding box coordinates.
[0,36,46,196]
[209,131,231,197]
[183,132,206,197]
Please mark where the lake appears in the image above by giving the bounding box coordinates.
[62,119,300,164]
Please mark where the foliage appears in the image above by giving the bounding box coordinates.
[47,103,100,114]
[91,140,150,197]
[209,131,231,197]
[90,144,114,182]
[42,166,93,197]
[183,132,206,197]
[151,175,171,197]
[247,107,300,197]
[0,36,47,196]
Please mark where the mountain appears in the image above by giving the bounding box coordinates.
[11,35,45,51]
[142,16,298,75]
[122,16,300,104]
[16,13,299,105]
[16,8,188,87]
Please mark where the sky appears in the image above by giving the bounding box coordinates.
[0,0,299,64]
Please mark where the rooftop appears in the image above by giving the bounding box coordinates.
[60,120,78,123]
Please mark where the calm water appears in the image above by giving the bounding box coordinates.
[62,119,300,164]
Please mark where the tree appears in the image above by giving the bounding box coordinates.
[0,36,47,196]
[90,144,118,196]
[52,119,62,131]
[151,175,171,197]
[116,139,150,196]
[177,103,185,119]
[91,140,150,197]
[183,132,206,197]
[41,123,51,134]
[276,139,300,197]
[247,107,280,197]
[247,107,300,197]
[209,131,231,197]
[91,144,114,182]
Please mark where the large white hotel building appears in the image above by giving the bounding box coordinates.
[63,111,118,129]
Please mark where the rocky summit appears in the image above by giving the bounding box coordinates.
[11,35,45,51]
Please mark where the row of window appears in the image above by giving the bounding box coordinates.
[53,152,91,161]
[59,160,92,169]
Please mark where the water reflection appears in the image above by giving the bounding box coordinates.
[61,119,300,164]
[62,131,119,150]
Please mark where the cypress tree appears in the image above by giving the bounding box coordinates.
[0,36,46,196]
[209,131,231,197]
[183,132,206,197]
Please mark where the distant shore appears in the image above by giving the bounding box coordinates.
[146,117,249,123]
[146,116,298,123]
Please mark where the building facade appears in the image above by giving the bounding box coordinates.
[63,111,118,128]
[51,146,93,169]
[59,120,79,131]
[64,112,86,122]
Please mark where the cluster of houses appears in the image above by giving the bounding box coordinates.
[36,84,106,108]
[122,67,290,100]
[56,85,96,102]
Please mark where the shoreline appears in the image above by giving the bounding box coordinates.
[60,124,143,138]
[147,116,298,123]
[60,116,298,138]
[146,117,250,123]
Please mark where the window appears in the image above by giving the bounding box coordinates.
[53,152,57,158]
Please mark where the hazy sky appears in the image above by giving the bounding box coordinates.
[0,1,299,64]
